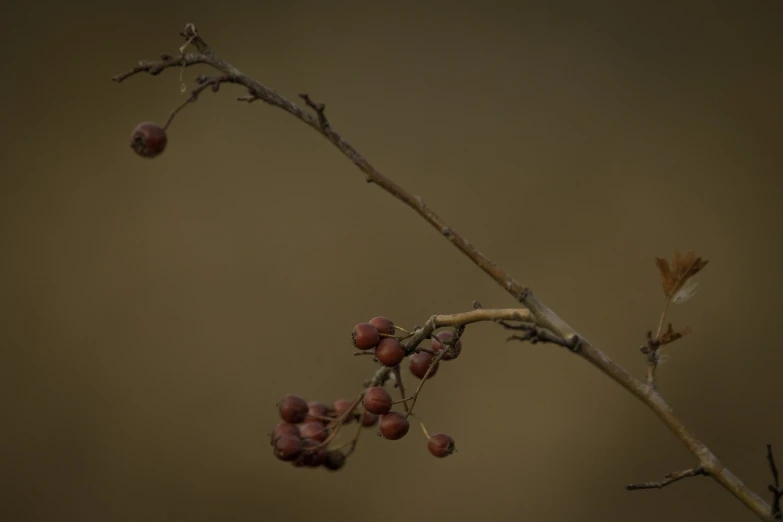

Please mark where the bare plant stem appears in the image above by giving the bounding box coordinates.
[655,298,672,342]
[113,24,775,520]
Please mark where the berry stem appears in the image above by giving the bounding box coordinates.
[418,419,432,440]
[392,366,410,412]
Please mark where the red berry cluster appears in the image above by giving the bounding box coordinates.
[352,317,463,380]
[270,316,461,470]
[271,394,363,470]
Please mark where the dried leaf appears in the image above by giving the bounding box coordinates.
[654,250,709,299]
[672,278,699,305]
[659,323,692,346]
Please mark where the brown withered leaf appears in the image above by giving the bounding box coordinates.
[658,323,692,346]
[654,250,709,300]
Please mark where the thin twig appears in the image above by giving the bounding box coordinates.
[627,466,708,490]
[392,365,410,412]
[501,321,577,349]
[641,323,692,389]
[767,444,783,519]
[654,299,672,342]
[299,93,330,129]
[111,53,209,82]
[163,74,233,130]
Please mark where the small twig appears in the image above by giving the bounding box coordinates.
[654,299,672,343]
[299,93,330,130]
[626,466,708,490]
[640,324,691,389]
[333,411,366,456]
[641,329,662,388]
[502,321,576,350]
[402,329,455,420]
[393,365,410,412]
[767,444,783,519]
[111,53,209,83]
[163,74,233,130]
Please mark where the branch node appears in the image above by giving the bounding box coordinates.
[502,321,572,349]
[299,93,330,130]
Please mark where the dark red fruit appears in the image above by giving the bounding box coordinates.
[409,352,438,379]
[427,433,456,458]
[305,401,331,423]
[270,422,300,444]
[298,421,329,442]
[273,434,302,461]
[369,316,395,335]
[379,412,409,440]
[323,450,346,471]
[375,337,405,367]
[432,331,462,361]
[130,122,168,158]
[360,410,379,427]
[352,323,380,350]
[332,399,355,423]
[363,387,392,415]
[299,438,327,467]
[278,394,309,424]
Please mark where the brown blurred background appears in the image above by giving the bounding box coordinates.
[2,1,782,521]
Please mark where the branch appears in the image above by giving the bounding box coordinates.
[627,466,707,490]
[768,444,783,519]
[113,24,775,520]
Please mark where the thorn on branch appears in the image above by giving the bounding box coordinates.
[767,444,783,519]
[299,93,330,130]
[626,466,708,490]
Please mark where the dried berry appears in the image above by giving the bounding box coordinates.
[298,421,329,442]
[130,122,168,158]
[360,410,379,427]
[299,438,327,467]
[273,434,302,462]
[427,433,456,458]
[278,394,309,424]
[305,401,331,423]
[432,331,462,361]
[363,387,392,415]
[332,399,355,423]
[352,322,380,350]
[323,450,346,471]
[379,412,409,440]
[369,316,395,335]
[409,352,438,379]
[375,337,405,367]
[270,422,300,445]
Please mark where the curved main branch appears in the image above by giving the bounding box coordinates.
[112,23,774,520]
